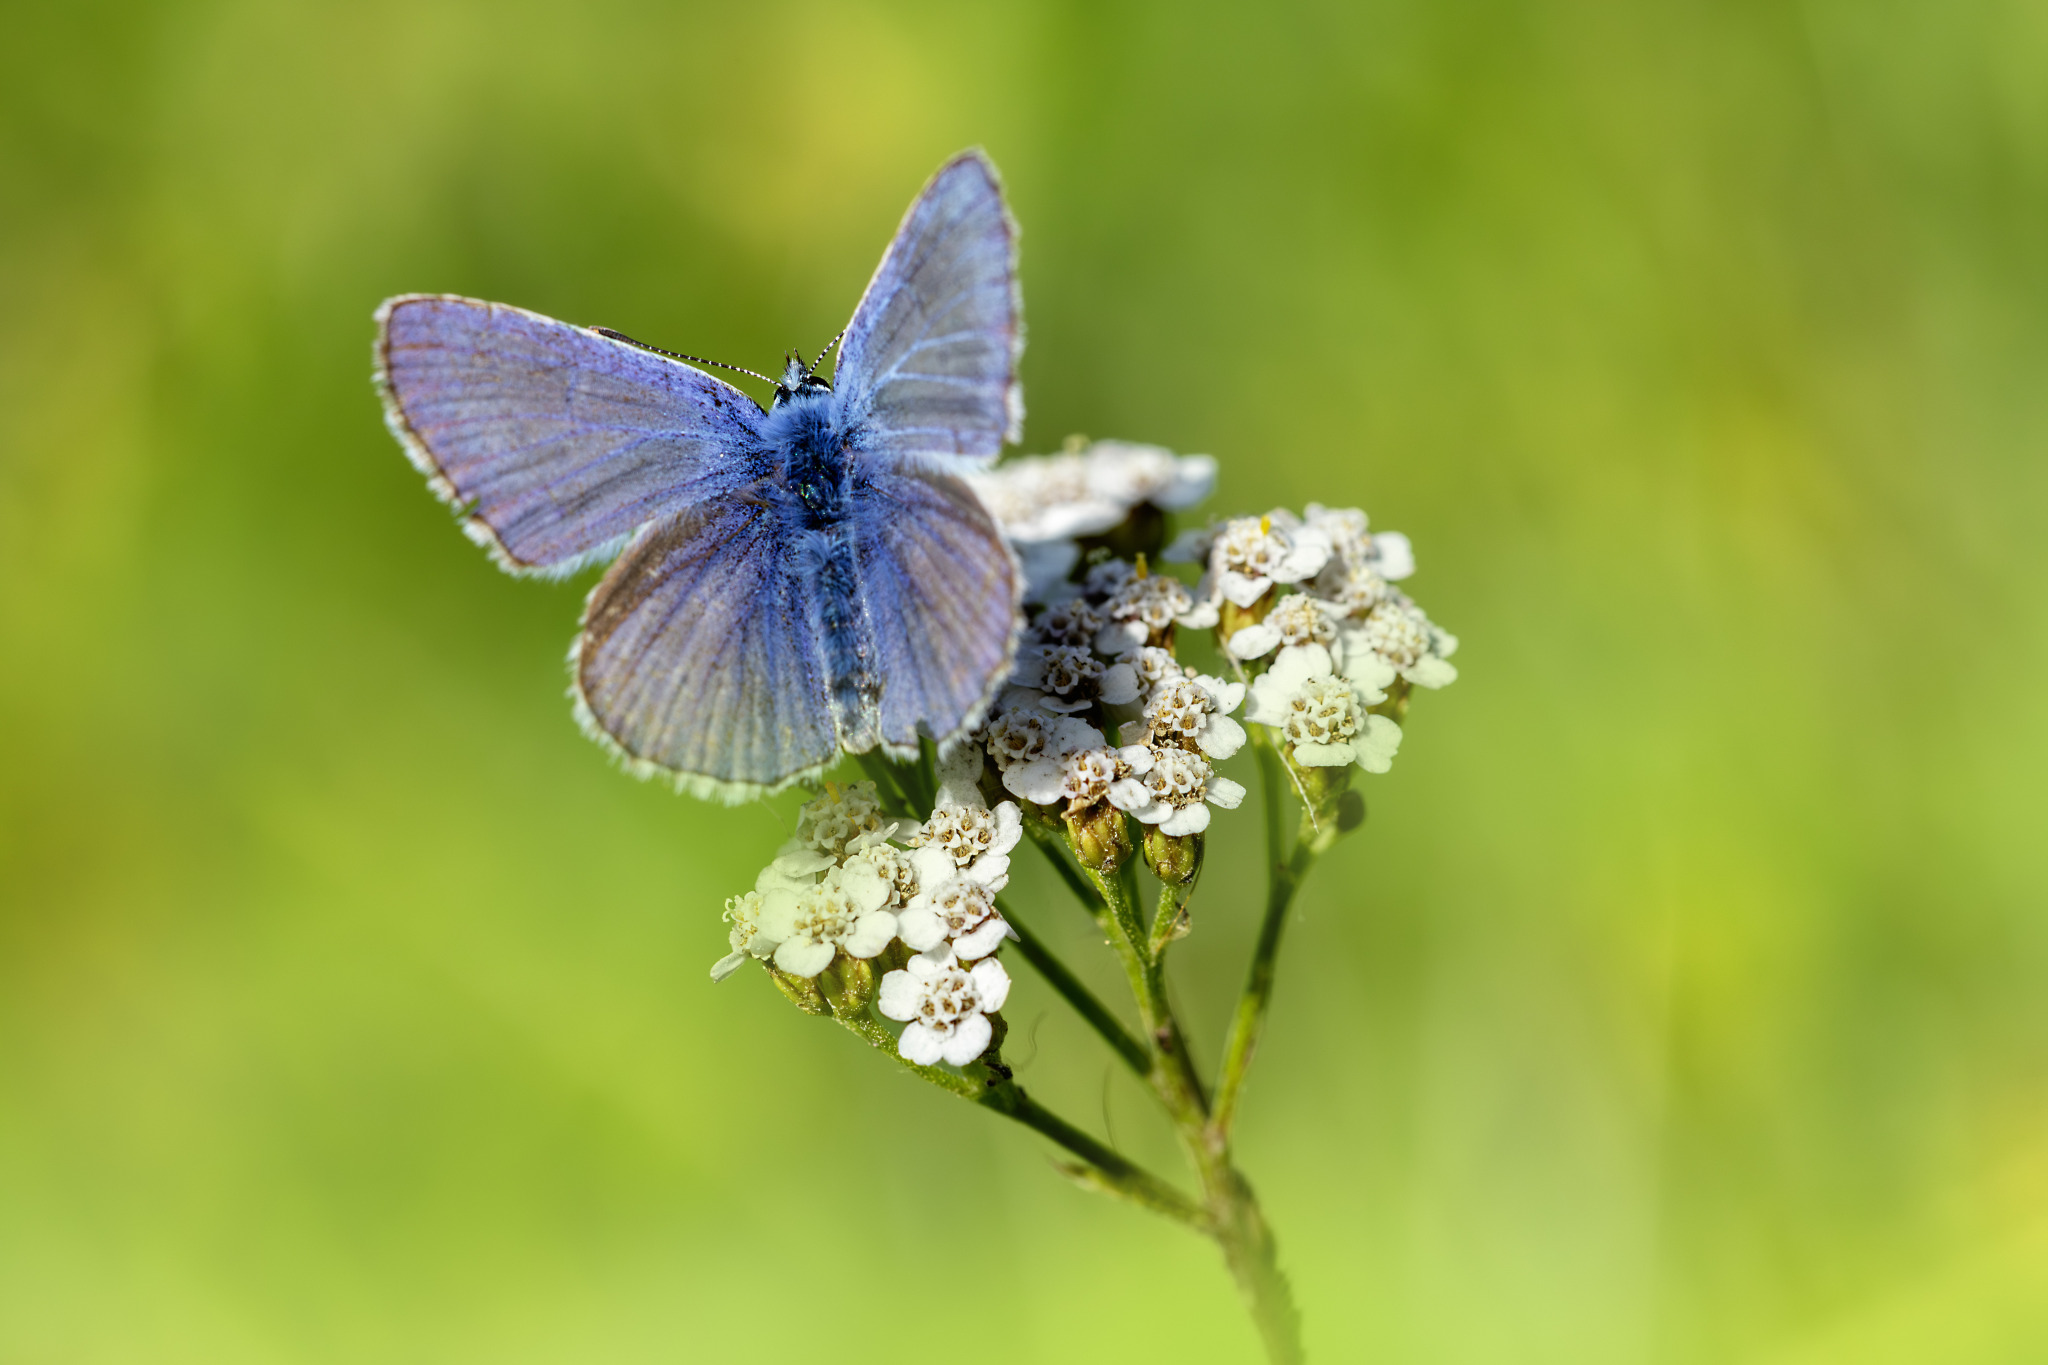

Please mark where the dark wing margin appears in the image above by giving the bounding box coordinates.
[855,466,1022,752]
[831,150,1023,469]
[572,502,838,802]
[375,295,766,577]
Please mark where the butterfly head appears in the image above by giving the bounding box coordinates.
[772,350,833,410]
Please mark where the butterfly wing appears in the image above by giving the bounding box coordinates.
[832,150,1022,468]
[376,295,766,576]
[854,465,1021,750]
[573,500,838,800]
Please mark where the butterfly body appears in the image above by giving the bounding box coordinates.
[758,389,883,748]
[376,151,1024,801]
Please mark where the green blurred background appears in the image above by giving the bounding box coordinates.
[4,1,2045,1361]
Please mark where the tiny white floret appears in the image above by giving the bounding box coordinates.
[878,953,1014,1067]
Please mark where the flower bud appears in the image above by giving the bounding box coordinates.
[765,963,830,1016]
[1064,802,1131,871]
[1336,788,1366,833]
[1141,826,1203,886]
[819,955,878,1017]
[1293,758,1353,818]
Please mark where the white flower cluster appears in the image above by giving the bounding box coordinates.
[967,440,1218,602]
[712,781,1026,1067]
[1169,503,1458,774]
[982,566,1248,837]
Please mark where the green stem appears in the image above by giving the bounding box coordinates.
[1084,866,1210,1126]
[1148,875,1197,958]
[830,1005,1205,1229]
[1211,734,1336,1141]
[996,895,1152,1078]
[1086,863,1301,1363]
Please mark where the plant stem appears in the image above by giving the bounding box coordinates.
[996,895,1152,1078]
[1081,862,1302,1362]
[1211,734,1337,1141]
[829,1004,1205,1229]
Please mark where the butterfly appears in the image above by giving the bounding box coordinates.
[374,150,1025,802]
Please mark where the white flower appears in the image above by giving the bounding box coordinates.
[1297,504,1369,563]
[1121,645,1185,690]
[909,799,1022,885]
[1112,743,1247,836]
[1313,556,1394,617]
[983,709,1057,771]
[785,781,890,863]
[931,744,990,809]
[998,715,1110,803]
[878,953,1013,1066]
[1139,673,1247,760]
[1225,592,1341,661]
[1174,513,1332,611]
[1340,595,1459,689]
[967,441,1217,543]
[759,864,898,978]
[842,840,921,910]
[1011,643,1140,714]
[1244,643,1403,773]
[1095,571,1197,651]
[1081,557,1137,602]
[897,873,1014,960]
[1031,599,1105,649]
[711,890,776,982]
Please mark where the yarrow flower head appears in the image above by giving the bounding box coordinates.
[994,711,1111,805]
[759,863,899,978]
[898,873,1013,960]
[968,441,1218,602]
[1012,642,1141,714]
[711,889,775,982]
[878,952,1013,1067]
[1340,593,1459,690]
[1097,568,1200,651]
[1170,512,1333,614]
[787,781,892,863]
[910,798,1023,884]
[1226,591,1340,662]
[1244,643,1403,773]
[967,440,1217,543]
[1133,672,1247,760]
[1111,743,1247,836]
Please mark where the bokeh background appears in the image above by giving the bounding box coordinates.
[4,1,2046,1361]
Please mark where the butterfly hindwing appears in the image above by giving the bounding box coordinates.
[376,295,766,576]
[573,501,838,799]
[854,463,1021,750]
[833,151,1022,468]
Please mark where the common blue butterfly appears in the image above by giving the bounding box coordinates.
[374,150,1024,801]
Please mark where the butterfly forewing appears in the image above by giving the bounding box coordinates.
[377,296,766,575]
[574,502,839,798]
[833,151,1022,466]
[855,466,1021,749]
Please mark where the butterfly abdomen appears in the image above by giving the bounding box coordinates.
[770,396,882,753]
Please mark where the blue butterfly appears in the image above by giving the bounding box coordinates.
[375,150,1024,801]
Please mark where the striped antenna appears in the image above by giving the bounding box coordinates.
[591,327,778,386]
[810,328,847,377]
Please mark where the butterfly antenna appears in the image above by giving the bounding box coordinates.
[592,327,778,387]
[811,328,847,377]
